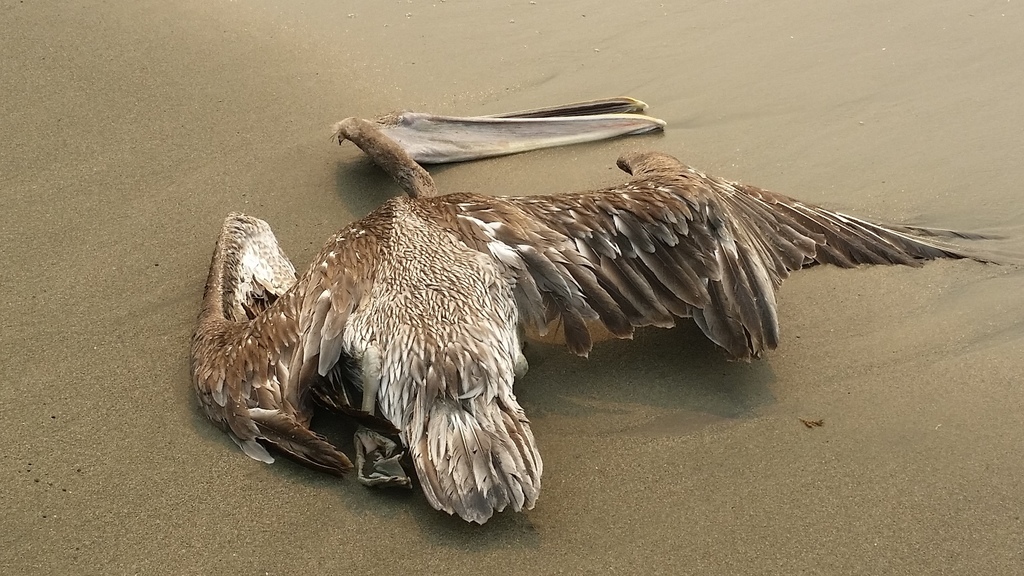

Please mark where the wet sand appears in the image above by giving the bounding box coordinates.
[3,0,1023,573]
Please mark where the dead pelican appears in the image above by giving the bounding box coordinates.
[191,98,985,523]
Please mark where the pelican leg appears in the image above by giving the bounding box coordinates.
[353,345,411,488]
[514,328,529,379]
[514,351,529,380]
[509,325,528,379]
[358,345,383,416]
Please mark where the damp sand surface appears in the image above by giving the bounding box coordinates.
[3,1,1023,574]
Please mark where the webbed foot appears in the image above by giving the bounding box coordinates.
[354,426,412,489]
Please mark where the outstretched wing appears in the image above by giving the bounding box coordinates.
[428,151,978,360]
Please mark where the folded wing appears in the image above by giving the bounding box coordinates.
[192,215,383,475]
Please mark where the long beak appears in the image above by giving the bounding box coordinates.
[375,97,666,164]
[483,96,652,118]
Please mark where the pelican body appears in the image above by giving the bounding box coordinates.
[191,98,985,523]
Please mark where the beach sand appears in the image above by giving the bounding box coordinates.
[3,0,1022,573]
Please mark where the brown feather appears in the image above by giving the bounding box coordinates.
[434,151,984,360]
[193,142,985,524]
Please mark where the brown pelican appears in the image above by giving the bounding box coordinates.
[191,98,985,523]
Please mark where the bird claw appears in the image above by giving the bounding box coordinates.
[354,427,412,489]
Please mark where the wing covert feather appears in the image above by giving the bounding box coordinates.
[192,214,377,475]
[430,152,977,359]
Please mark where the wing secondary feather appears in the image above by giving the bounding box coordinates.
[430,151,980,359]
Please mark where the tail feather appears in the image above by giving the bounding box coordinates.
[410,397,541,524]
